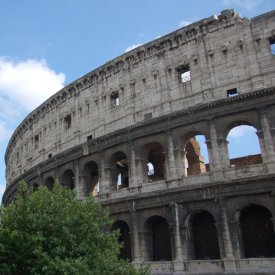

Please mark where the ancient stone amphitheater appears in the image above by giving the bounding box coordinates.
[3,9,275,274]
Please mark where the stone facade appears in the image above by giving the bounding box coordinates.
[3,9,275,274]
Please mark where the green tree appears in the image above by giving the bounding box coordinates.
[0,182,149,275]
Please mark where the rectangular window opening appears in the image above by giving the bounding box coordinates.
[269,37,275,55]
[227,88,238,97]
[87,135,93,141]
[110,91,119,107]
[177,65,191,83]
[64,114,71,129]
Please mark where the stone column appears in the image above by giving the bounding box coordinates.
[207,120,222,170]
[129,142,139,189]
[181,224,192,260]
[258,109,275,171]
[218,199,237,272]
[131,202,142,263]
[217,138,230,168]
[166,131,178,180]
[170,203,185,272]
[74,160,86,200]
[170,203,183,260]
[229,220,244,259]
[99,154,110,196]
[174,147,186,178]
[135,156,144,186]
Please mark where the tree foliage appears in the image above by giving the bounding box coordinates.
[0,182,149,275]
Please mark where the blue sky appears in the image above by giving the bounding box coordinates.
[0,0,274,202]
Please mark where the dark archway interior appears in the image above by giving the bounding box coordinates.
[45,177,54,190]
[83,161,99,196]
[33,183,39,191]
[241,205,275,258]
[145,216,172,261]
[192,211,220,260]
[112,220,132,261]
[61,169,75,190]
[146,143,165,181]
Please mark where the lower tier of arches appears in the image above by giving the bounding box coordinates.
[108,192,275,274]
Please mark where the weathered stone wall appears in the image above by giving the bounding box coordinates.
[3,9,275,275]
[5,9,275,184]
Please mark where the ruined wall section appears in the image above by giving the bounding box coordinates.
[5,10,275,185]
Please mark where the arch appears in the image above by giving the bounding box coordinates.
[111,220,132,261]
[44,176,54,190]
[144,215,172,261]
[223,120,258,138]
[240,205,275,258]
[109,151,129,190]
[226,124,262,167]
[143,142,165,182]
[61,169,75,190]
[82,161,99,196]
[190,211,220,260]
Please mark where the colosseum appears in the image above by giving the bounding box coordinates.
[3,9,275,274]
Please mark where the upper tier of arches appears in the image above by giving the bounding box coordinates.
[5,9,275,188]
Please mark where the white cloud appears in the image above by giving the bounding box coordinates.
[179,20,193,28]
[223,0,262,11]
[125,44,142,53]
[228,125,255,138]
[0,57,65,111]
[0,57,65,147]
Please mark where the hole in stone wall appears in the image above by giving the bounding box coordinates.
[64,114,71,129]
[110,91,119,107]
[177,65,191,83]
[269,37,275,55]
[227,88,238,97]
[87,135,93,141]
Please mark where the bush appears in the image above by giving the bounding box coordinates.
[0,182,149,275]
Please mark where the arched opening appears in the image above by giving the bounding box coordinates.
[111,220,132,261]
[82,161,99,197]
[227,125,262,167]
[144,216,172,261]
[183,134,209,176]
[45,177,54,190]
[144,142,165,182]
[61,169,75,190]
[240,205,275,258]
[109,152,129,190]
[191,211,220,260]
